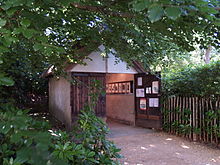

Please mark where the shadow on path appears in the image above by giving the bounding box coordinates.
[107,121,154,138]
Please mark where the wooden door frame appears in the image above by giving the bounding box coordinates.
[70,72,106,122]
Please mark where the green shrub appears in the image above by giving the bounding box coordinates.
[0,103,121,165]
[162,61,220,96]
[0,103,55,165]
[72,106,121,164]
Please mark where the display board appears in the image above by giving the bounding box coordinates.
[134,73,161,129]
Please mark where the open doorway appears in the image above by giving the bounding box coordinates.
[106,73,136,125]
[70,73,136,125]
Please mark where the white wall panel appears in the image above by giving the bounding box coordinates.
[70,51,106,73]
[70,45,138,74]
[107,52,137,74]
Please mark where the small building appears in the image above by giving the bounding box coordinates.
[45,45,161,129]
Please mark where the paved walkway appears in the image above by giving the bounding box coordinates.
[108,122,220,165]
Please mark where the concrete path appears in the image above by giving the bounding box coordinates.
[108,122,220,165]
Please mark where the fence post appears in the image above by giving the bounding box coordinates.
[163,95,219,145]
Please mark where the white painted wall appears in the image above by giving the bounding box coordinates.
[70,45,138,74]
[107,52,137,74]
[70,51,106,73]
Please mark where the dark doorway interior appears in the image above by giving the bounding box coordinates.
[71,73,106,122]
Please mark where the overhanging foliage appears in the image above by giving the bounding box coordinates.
[0,0,220,78]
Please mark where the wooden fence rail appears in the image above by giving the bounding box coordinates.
[163,96,220,145]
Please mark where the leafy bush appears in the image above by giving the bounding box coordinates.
[162,61,220,96]
[0,103,55,165]
[0,103,121,165]
[72,106,121,164]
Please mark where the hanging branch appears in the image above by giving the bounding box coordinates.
[70,2,133,18]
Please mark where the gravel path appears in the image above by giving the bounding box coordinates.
[108,122,220,165]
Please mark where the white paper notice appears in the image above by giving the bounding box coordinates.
[146,87,152,94]
[149,98,154,107]
[152,81,159,94]
[136,88,145,97]
[149,98,159,107]
[153,98,159,107]
[137,77,143,86]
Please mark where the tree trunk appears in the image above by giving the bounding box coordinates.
[204,45,212,64]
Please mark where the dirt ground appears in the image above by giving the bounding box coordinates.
[107,122,220,165]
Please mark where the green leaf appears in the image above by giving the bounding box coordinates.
[1,124,11,134]
[0,19,7,27]
[59,152,64,159]
[22,29,36,39]
[1,4,11,10]
[12,0,26,7]
[87,152,95,157]
[2,38,12,47]
[21,19,31,27]
[49,158,69,165]
[132,1,152,12]
[34,132,51,144]
[0,28,10,34]
[16,147,32,164]
[1,35,18,47]
[0,45,9,53]
[165,7,182,20]
[33,43,44,51]
[148,5,164,23]
[6,8,18,16]
[214,21,220,26]
[13,28,23,35]
[0,75,14,86]
[11,133,22,143]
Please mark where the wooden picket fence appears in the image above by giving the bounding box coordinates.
[163,96,220,145]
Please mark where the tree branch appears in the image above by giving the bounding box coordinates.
[71,2,220,17]
[70,2,133,18]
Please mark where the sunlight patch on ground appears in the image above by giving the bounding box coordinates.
[211,158,216,162]
[176,152,181,155]
[149,144,155,147]
[141,146,148,151]
[181,143,190,149]
[166,138,173,141]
